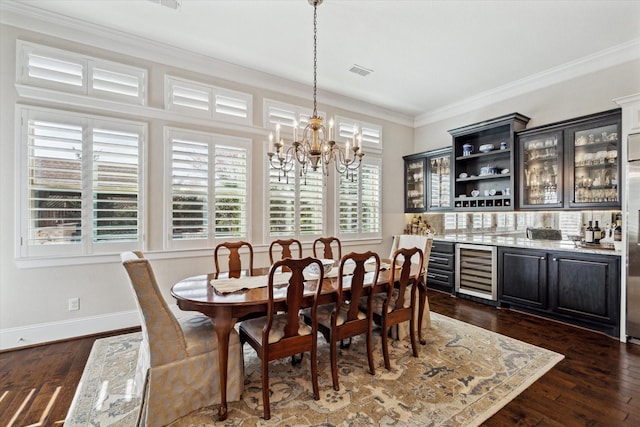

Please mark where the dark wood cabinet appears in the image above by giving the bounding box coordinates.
[548,251,620,331]
[425,240,455,293]
[498,247,620,337]
[403,148,452,213]
[498,247,547,309]
[449,113,530,211]
[516,109,621,210]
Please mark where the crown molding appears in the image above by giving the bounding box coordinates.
[415,38,640,128]
[0,0,414,127]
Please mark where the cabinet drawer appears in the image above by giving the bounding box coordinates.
[432,241,455,254]
[426,268,454,287]
[428,253,454,270]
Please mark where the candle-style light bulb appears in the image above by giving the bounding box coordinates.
[345,140,351,161]
[268,132,274,153]
[329,118,334,141]
[293,120,298,142]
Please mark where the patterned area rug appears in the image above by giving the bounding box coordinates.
[66,313,563,426]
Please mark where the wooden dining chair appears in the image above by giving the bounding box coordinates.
[269,238,303,273]
[313,236,342,261]
[120,251,244,426]
[303,251,380,391]
[268,238,303,263]
[214,241,254,279]
[239,257,324,420]
[366,246,424,370]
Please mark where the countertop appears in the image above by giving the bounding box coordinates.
[434,234,621,256]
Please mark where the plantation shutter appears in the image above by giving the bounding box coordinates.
[166,76,252,124]
[214,144,248,238]
[269,167,296,236]
[27,119,83,245]
[338,173,359,234]
[89,65,144,100]
[299,169,324,236]
[92,125,140,243]
[171,135,210,240]
[360,162,381,233]
[337,158,381,237]
[168,129,250,246]
[18,41,147,105]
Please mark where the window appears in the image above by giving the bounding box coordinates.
[336,158,382,238]
[267,164,325,239]
[17,40,147,105]
[165,76,252,125]
[165,128,251,249]
[18,107,145,258]
[334,115,382,153]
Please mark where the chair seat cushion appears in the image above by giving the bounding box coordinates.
[241,313,311,344]
[363,286,413,316]
[303,302,365,328]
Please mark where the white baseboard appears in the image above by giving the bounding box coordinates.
[0,309,142,351]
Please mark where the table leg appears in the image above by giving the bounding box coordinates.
[417,280,427,345]
[211,307,236,421]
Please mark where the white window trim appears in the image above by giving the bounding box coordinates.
[16,105,147,260]
[163,126,253,250]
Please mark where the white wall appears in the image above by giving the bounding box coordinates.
[0,17,415,350]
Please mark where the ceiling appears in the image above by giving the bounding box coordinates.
[5,0,640,120]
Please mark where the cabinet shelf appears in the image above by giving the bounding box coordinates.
[455,148,510,161]
[456,173,510,182]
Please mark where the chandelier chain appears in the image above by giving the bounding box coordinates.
[312,2,318,117]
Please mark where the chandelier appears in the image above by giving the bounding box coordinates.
[267,0,364,182]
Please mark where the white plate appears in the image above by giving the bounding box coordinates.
[501,168,509,174]
[459,172,468,178]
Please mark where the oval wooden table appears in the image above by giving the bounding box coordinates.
[171,264,428,421]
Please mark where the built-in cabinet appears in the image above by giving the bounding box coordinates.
[517,109,621,210]
[498,247,620,337]
[425,240,455,293]
[403,148,452,213]
[449,113,530,211]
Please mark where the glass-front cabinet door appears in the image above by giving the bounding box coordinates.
[566,112,621,209]
[518,129,564,209]
[404,154,426,212]
[426,148,452,211]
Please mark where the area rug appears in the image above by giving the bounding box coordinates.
[65,313,564,426]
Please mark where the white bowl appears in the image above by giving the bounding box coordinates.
[307,259,334,276]
[479,144,494,153]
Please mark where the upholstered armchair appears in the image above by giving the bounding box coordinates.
[120,251,244,426]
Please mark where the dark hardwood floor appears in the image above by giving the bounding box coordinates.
[1,290,639,426]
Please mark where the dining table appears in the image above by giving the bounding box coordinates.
[170,260,429,421]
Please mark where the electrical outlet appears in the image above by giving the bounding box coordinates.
[68,297,80,311]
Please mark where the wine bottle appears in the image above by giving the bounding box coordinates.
[614,220,622,242]
[593,221,601,244]
[585,221,594,244]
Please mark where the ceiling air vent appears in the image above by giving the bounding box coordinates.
[147,0,181,10]
[349,64,373,77]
